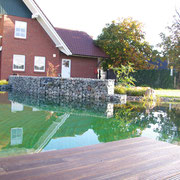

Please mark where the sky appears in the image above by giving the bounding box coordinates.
[36,0,180,47]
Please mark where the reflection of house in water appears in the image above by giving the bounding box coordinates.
[11,102,24,112]
[32,108,40,112]
[1,92,120,157]
[8,91,121,118]
[106,103,114,118]
[34,114,70,152]
[3,92,180,156]
[11,128,23,146]
[0,92,130,157]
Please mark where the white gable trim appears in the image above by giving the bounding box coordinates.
[22,0,72,56]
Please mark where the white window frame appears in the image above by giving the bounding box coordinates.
[13,55,25,71]
[14,21,27,39]
[34,56,46,72]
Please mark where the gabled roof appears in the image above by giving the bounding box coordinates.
[55,28,108,58]
[22,0,107,58]
[23,0,72,55]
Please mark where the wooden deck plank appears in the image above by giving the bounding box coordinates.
[0,137,155,171]
[0,137,150,162]
[1,137,180,180]
[0,139,179,176]
[0,138,171,173]
[33,147,180,180]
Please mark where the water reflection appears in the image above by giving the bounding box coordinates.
[34,114,70,153]
[8,91,117,118]
[11,128,23,146]
[11,102,24,112]
[0,92,180,157]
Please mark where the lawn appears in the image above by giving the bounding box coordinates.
[155,89,180,98]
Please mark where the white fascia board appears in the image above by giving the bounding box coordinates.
[32,13,39,19]
[22,0,72,56]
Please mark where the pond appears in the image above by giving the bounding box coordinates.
[0,91,180,157]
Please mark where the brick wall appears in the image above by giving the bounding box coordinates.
[60,53,98,79]
[0,15,98,80]
[1,15,60,79]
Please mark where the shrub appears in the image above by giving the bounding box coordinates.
[115,86,148,96]
[0,80,8,85]
[126,88,147,96]
[114,86,126,94]
[113,62,136,87]
[132,69,175,89]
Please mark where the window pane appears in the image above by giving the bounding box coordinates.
[21,29,25,33]
[20,33,25,38]
[15,21,27,39]
[16,28,21,32]
[63,60,69,67]
[34,57,45,72]
[13,55,25,71]
[15,32,20,37]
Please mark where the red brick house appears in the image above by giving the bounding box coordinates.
[0,0,107,80]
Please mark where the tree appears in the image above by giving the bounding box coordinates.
[95,17,154,70]
[159,10,180,71]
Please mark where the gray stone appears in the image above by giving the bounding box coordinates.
[9,76,126,103]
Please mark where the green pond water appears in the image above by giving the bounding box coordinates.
[0,92,180,157]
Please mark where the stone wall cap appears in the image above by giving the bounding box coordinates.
[9,75,115,82]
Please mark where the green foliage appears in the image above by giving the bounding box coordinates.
[115,86,148,96]
[114,62,136,86]
[126,88,147,96]
[95,17,155,70]
[159,10,180,71]
[0,80,8,85]
[114,86,126,94]
[132,69,175,89]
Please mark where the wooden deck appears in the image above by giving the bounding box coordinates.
[1,137,180,180]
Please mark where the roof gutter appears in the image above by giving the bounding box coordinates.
[72,54,108,59]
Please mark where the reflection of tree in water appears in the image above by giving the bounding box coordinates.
[92,103,180,145]
[92,104,149,143]
[152,107,180,144]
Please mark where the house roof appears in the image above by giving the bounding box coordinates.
[23,0,107,58]
[55,28,108,58]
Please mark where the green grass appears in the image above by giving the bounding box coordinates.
[115,86,180,98]
[155,90,180,98]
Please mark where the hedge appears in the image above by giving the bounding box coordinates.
[132,69,175,89]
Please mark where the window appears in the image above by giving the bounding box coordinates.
[13,55,25,71]
[14,21,27,39]
[63,60,70,67]
[34,56,46,72]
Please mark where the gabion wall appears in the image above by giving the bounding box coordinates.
[9,76,117,101]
